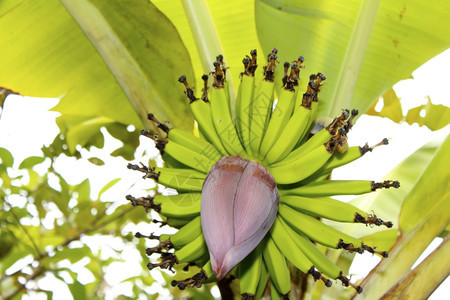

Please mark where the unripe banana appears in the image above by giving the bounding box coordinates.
[274,109,349,167]
[249,80,275,156]
[270,280,284,299]
[269,217,313,274]
[154,171,204,192]
[148,113,222,162]
[154,167,206,179]
[259,88,296,158]
[284,180,400,197]
[236,74,256,153]
[262,235,290,295]
[166,129,222,162]
[210,85,245,156]
[279,195,367,223]
[161,216,202,249]
[147,136,215,173]
[175,233,208,264]
[264,104,312,164]
[278,217,341,280]
[239,244,263,298]
[178,75,228,156]
[268,142,334,184]
[152,193,201,220]
[254,261,269,300]
[279,204,362,249]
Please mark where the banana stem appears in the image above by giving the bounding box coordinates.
[181,0,236,100]
[328,0,379,118]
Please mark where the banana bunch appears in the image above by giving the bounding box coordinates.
[127,49,399,298]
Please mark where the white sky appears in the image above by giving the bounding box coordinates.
[0,49,449,299]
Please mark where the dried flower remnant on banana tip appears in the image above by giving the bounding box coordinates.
[126,48,400,296]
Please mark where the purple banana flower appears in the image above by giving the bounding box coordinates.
[201,155,279,280]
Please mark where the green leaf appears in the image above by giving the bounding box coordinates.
[75,179,91,204]
[0,0,195,131]
[0,147,13,167]
[97,178,121,199]
[87,157,105,166]
[398,135,450,234]
[52,246,92,264]
[354,135,450,299]
[66,117,113,153]
[18,156,46,169]
[68,280,87,300]
[255,0,450,118]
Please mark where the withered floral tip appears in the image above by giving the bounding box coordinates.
[125,195,160,213]
[354,212,393,228]
[308,267,333,287]
[241,294,254,300]
[178,75,198,103]
[147,113,170,133]
[337,272,363,293]
[171,270,208,289]
[371,180,400,190]
[337,239,364,254]
[134,232,160,240]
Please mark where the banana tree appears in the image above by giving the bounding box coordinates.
[0,0,449,299]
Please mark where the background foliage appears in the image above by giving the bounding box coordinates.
[0,0,449,299]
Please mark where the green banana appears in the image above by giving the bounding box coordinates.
[268,138,336,184]
[249,79,275,156]
[273,110,349,167]
[175,233,208,264]
[270,280,284,299]
[254,260,269,300]
[157,172,204,192]
[141,130,216,173]
[164,216,190,229]
[154,167,206,179]
[148,113,222,161]
[259,88,296,158]
[279,217,341,280]
[152,193,201,220]
[283,180,400,197]
[264,103,312,164]
[239,244,264,298]
[179,75,228,156]
[262,235,290,295]
[126,163,204,192]
[236,52,257,153]
[312,138,389,178]
[160,216,202,249]
[210,84,245,156]
[279,204,362,249]
[269,217,314,275]
[249,52,277,156]
[279,195,367,223]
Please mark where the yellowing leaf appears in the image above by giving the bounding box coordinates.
[405,97,450,130]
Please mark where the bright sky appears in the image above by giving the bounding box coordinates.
[1,49,449,299]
